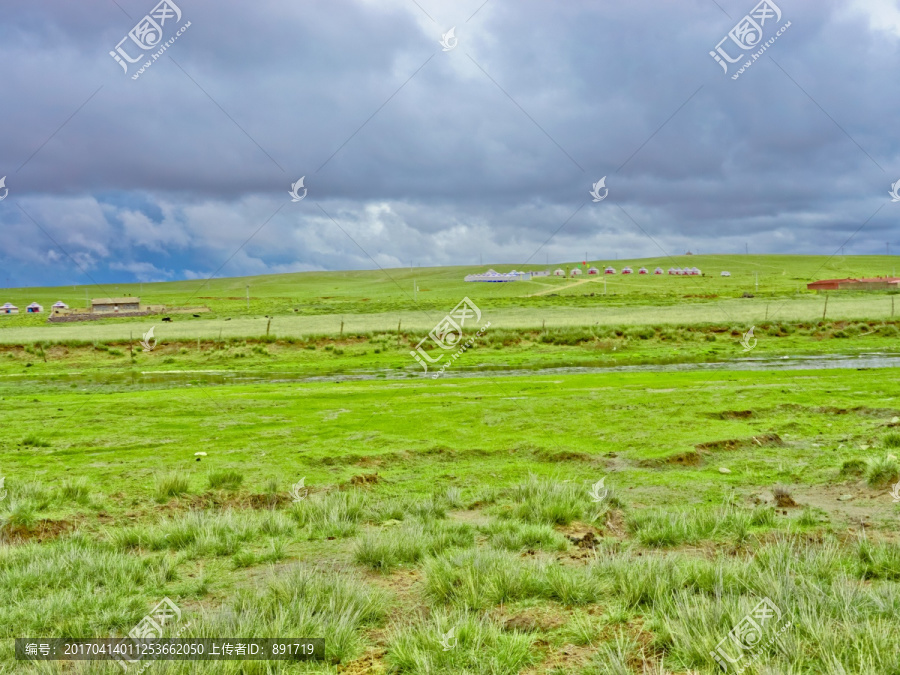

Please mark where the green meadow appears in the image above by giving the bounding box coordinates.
[1,255,899,673]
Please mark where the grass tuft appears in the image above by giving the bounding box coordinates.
[865,455,900,488]
[154,472,190,501]
[208,469,244,490]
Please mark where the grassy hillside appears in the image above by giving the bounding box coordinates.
[1,255,898,344]
[1,255,897,316]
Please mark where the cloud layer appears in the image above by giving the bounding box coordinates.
[1,0,898,287]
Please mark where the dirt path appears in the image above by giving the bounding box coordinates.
[528,278,604,297]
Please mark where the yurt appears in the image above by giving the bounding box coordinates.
[570,268,582,276]
[52,301,69,309]
[654,267,664,274]
[604,266,616,274]
[554,269,565,276]
[622,266,633,275]
[1,303,18,314]
[638,267,648,274]
[26,302,43,313]
[587,267,599,275]
[668,268,678,275]
[720,271,731,277]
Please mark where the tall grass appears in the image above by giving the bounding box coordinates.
[192,565,387,667]
[354,521,474,573]
[109,510,290,558]
[288,490,368,539]
[386,609,536,674]
[207,469,243,490]
[866,455,900,488]
[154,472,189,501]
[626,505,775,547]
[501,476,608,525]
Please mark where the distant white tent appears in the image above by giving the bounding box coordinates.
[622,266,633,274]
[720,271,731,277]
[587,267,600,275]
[465,268,530,282]
[52,300,69,309]
[570,268,582,276]
[26,302,43,313]
[638,267,649,274]
[553,269,565,276]
[654,267,664,274]
[1,303,18,314]
[604,266,616,274]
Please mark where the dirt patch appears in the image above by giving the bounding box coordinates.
[1,518,73,543]
[774,487,798,508]
[349,473,380,486]
[338,648,387,674]
[354,456,383,468]
[709,410,754,420]
[176,492,292,511]
[695,433,783,452]
[666,451,704,466]
[640,450,704,468]
[447,509,492,527]
[814,406,900,418]
[494,607,568,634]
[534,449,592,462]
[567,530,598,549]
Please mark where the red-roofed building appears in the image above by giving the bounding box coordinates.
[808,278,900,291]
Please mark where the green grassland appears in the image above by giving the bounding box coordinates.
[1,254,899,345]
[1,255,900,673]
[2,367,900,672]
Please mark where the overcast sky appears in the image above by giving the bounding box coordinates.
[1,0,899,287]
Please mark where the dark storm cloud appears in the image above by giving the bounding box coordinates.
[0,0,898,287]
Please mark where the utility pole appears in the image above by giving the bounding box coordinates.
[745,242,749,255]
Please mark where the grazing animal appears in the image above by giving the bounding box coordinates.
[162,317,172,322]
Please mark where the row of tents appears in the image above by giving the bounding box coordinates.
[554,266,705,276]
[1,301,68,315]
